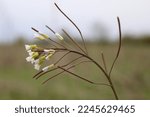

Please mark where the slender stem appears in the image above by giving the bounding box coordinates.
[35,67,58,80]
[101,51,108,73]
[54,52,70,65]
[31,27,39,32]
[48,37,67,49]
[33,55,83,79]
[42,65,75,84]
[42,61,93,85]
[58,66,111,87]
[46,25,73,50]
[54,3,88,55]
[109,17,122,77]
[62,29,86,54]
[45,25,55,34]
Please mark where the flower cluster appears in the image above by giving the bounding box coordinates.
[25,44,55,71]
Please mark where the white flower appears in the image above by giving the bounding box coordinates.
[31,59,35,64]
[34,64,41,70]
[55,33,64,40]
[42,64,54,72]
[27,50,32,54]
[26,56,32,62]
[25,45,31,51]
[26,56,35,63]
[28,51,34,56]
[34,59,39,65]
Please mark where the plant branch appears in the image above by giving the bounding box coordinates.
[109,17,122,77]
[101,51,108,73]
[33,55,83,79]
[42,60,92,84]
[46,47,119,99]
[54,3,88,55]
[42,65,75,84]
[62,29,86,54]
[58,66,111,87]
[45,25,55,34]
[54,51,70,65]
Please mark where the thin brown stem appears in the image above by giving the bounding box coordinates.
[101,51,108,73]
[31,27,63,48]
[45,25,55,34]
[33,55,83,79]
[42,60,91,84]
[31,27,39,33]
[62,29,86,54]
[54,3,88,55]
[45,25,73,49]
[33,71,43,79]
[58,66,111,87]
[109,17,122,77]
[54,51,70,65]
[48,37,67,49]
[35,67,58,80]
[42,65,75,84]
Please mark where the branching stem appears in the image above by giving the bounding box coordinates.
[54,3,88,55]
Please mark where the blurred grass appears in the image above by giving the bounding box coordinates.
[0,40,150,99]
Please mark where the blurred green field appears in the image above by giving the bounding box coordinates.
[0,41,150,99]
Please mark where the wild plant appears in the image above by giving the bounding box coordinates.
[25,3,121,100]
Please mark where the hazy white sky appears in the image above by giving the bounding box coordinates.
[0,0,150,42]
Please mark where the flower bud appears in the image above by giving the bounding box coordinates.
[42,64,54,72]
[55,33,64,40]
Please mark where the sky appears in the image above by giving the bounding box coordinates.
[0,0,150,42]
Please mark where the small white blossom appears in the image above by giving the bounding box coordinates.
[25,45,31,51]
[26,56,35,63]
[55,33,64,40]
[27,50,32,54]
[29,51,34,56]
[26,56,32,62]
[34,64,41,70]
[34,59,39,65]
[31,59,35,64]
